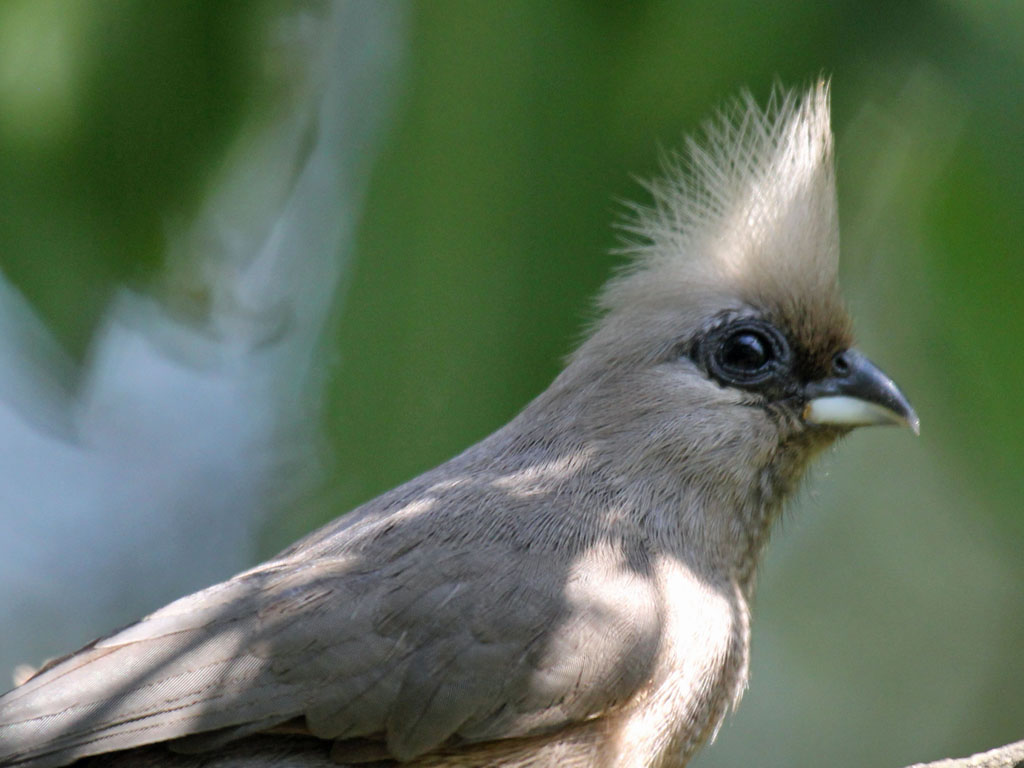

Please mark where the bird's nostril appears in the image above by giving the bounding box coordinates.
[832,352,851,377]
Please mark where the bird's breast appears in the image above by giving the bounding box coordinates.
[604,555,751,768]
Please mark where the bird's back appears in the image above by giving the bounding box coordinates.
[0,418,735,768]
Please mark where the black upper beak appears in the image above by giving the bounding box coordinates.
[802,349,919,434]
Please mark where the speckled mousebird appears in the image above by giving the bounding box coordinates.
[0,82,918,768]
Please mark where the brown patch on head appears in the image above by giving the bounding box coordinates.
[762,295,853,383]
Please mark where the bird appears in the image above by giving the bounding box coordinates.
[0,82,917,768]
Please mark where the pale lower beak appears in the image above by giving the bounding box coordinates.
[802,349,919,435]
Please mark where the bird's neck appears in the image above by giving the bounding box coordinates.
[502,386,803,589]
[626,453,788,591]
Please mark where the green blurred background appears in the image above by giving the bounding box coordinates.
[1,2,1022,767]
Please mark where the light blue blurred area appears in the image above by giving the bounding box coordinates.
[0,2,1021,767]
[0,0,405,676]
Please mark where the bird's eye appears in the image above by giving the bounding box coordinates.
[719,331,771,374]
[695,319,792,391]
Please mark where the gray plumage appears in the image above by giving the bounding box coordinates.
[0,83,917,768]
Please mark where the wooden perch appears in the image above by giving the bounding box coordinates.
[902,739,1024,768]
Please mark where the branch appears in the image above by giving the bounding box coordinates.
[902,739,1024,768]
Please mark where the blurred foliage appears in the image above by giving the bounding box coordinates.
[1,1,1022,767]
[0,1,262,356]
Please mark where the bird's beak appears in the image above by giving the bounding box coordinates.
[802,349,919,435]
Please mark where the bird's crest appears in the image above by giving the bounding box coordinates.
[601,82,850,359]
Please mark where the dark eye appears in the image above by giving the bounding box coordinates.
[719,331,771,374]
[695,318,792,391]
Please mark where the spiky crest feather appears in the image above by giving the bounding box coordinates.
[597,82,851,370]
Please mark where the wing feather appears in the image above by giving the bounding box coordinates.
[0,526,661,768]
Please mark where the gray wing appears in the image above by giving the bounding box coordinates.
[0,536,660,768]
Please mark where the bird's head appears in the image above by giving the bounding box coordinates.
[551,83,916,552]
